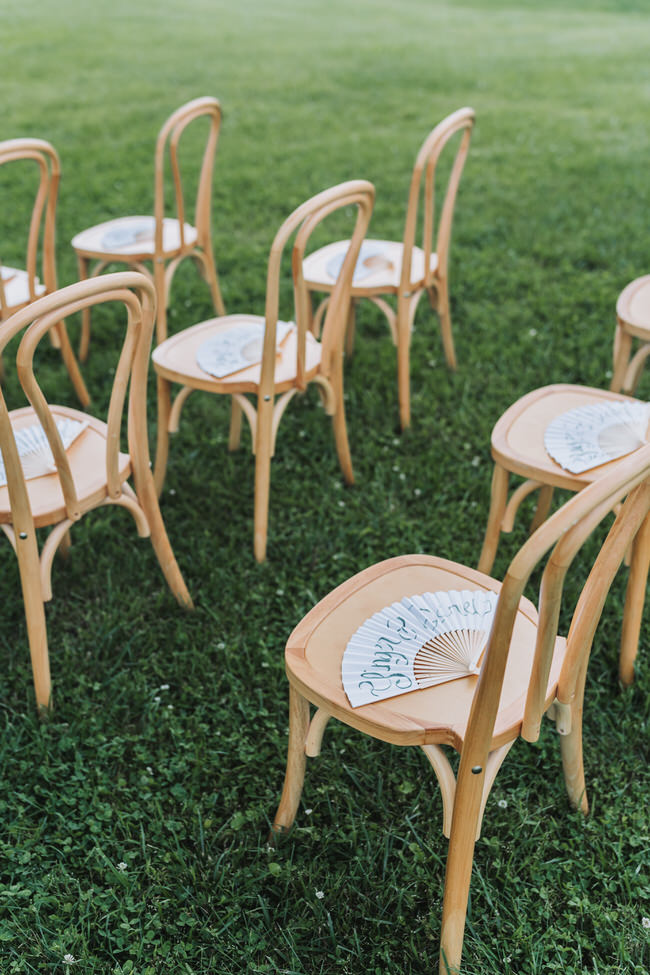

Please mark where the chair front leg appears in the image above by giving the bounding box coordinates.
[270,685,310,840]
[15,525,51,711]
[135,467,193,609]
[253,395,274,562]
[76,253,92,362]
[439,766,485,975]
[329,355,354,485]
[477,464,509,575]
[154,376,173,497]
[436,275,457,372]
[396,293,413,430]
[610,326,632,393]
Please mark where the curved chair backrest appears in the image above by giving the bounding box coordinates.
[0,272,156,526]
[457,443,650,802]
[0,138,60,318]
[153,96,222,257]
[259,180,375,397]
[401,107,475,289]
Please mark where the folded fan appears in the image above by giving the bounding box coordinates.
[544,399,650,474]
[196,320,294,379]
[342,588,499,707]
[325,241,393,282]
[0,417,88,487]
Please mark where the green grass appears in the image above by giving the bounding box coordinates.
[2,0,650,971]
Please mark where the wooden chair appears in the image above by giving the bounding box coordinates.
[302,108,475,429]
[611,275,650,394]
[271,443,650,975]
[0,272,193,711]
[0,138,90,407]
[152,180,375,562]
[71,96,225,359]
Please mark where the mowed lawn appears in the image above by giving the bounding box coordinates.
[2,1,650,972]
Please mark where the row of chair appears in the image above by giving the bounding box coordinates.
[0,100,476,565]
[3,97,650,975]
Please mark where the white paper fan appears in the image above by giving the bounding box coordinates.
[544,400,650,474]
[341,588,499,708]
[101,218,155,249]
[325,241,394,282]
[0,417,88,487]
[196,320,294,379]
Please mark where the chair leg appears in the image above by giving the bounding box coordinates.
[436,275,457,372]
[396,295,412,430]
[228,396,243,451]
[154,376,172,497]
[154,259,168,346]
[330,353,354,485]
[15,527,51,711]
[344,299,357,358]
[55,316,91,409]
[77,254,92,362]
[619,512,650,686]
[559,664,589,814]
[477,465,509,575]
[559,711,589,815]
[271,686,310,839]
[136,469,193,609]
[201,242,226,317]
[529,484,554,534]
[253,397,274,562]
[610,326,631,393]
[439,767,484,975]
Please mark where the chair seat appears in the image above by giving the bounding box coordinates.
[302,238,439,295]
[0,405,131,528]
[617,275,650,337]
[71,216,198,260]
[152,314,323,395]
[491,383,646,492]
[285,554,565,750]
[1,266,46,312]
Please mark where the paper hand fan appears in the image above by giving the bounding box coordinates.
[196,320,294,379]
[325,241,394,283]
[0,417,88,487]
[101,218,156,249]
[544,400,650,474]
[341,588,499,708]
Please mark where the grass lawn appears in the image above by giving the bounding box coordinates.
[2,0,650,971]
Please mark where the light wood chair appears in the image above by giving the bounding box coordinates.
[71,96,225,359]
[0,272,193,711]
[271,443,650,975]
[0,138,90,407]
[302,108,475,429]
[152,180,375,562]
[611,275,650,394]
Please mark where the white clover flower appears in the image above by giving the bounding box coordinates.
[63,955,76,966]
[497,799,508,809]
[217,642,226,650]
[643,916,650,929]
[153,696,161,703]
[117,861,127,872]
[146,766,153,775]
[315,890,325,899]
[414,488,422,497]
[528,328,537,337]
[305,808,313,815]
[276,589,285,596]
[159,684,170,691]
[167,704,173,711]
[471,455,481,467]
[338,500,345,508]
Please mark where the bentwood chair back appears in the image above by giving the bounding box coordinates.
[72,97,225,357]
[152,180,375,561]
[0,272,192,710]
[0,138,89,406]
[272,443,650,973]
[302,107,475,428]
